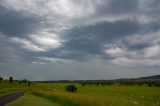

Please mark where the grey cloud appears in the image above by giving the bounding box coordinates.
[0,5,42,37]
[65,19,141,41]
[105,31,160,68]
[58,19,141,59]
[1,58,159,80]
[144,21,160,32]
[0,36,21,63]
[141,0,160,18]
[96,0,139,16]
[0,35,43,64]
[107,0,138,14]
[29,18,160,61]
[0,0,160,80]
[18,19,142,61]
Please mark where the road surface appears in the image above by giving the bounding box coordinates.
[0,91,25,106]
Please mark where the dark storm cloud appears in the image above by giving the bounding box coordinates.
[142,0,160,17]
[96,0,139,15]
[0,0,160,80]
[107,0,138,13]
[0,0,159,61]
[124,42,150,51]
[0,36,21,63]
[19,18,160,61]
[122,21,160,51]
[0,5,42,37]
[144,21,160,32]
[59,19,141,58]
[32,19,142,61]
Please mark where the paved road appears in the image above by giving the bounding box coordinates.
[0,91,25,106]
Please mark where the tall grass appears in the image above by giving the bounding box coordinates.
[30,83,160,106]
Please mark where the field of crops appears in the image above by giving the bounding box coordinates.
[30,83,160,106]
[1,82,160,106]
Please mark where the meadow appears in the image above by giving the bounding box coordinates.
[0,82,26,96]
[30,83,160,106]
[1,82,160,106]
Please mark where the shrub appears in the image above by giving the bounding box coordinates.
[19,80,22,84]
[22,79,28,83]
[9,76,13,83]
[0,76,3,82]
[28,81,31,86]
[65,84,77,92]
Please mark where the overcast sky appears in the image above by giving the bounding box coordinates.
[0,0,160,80]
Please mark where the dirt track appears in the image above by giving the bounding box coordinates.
[0,91,25,106]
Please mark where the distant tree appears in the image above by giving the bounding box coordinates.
[9,76,13,83]
[28,81,31,86]
[155,81,160,87]
[65,84,77,92]
[19,80,22,84]
[22,79,28,83]
[0,76,3,82]
[82,83,85,87]
[147,81,153,87]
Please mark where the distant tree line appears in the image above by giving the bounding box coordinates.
[1,75,160,87]
[79,80,160,87]
[0,76,31,86]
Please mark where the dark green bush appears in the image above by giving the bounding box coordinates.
[21,79,28,83]
[9,76,13,83]
[65,84,77,92]
[0,76,3,82]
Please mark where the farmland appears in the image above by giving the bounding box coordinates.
[1,82,160,106]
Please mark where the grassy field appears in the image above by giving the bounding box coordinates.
[1,82,160,106]
[5,93,60,106]
[30,83,160,106]
[0,82,26,96]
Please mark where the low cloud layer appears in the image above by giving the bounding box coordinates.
[0,0,160,80]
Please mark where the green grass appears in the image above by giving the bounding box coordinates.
[0,82,26,96]
[5,93,61,106]
[30,83,160,106]
[1,82,160,106]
